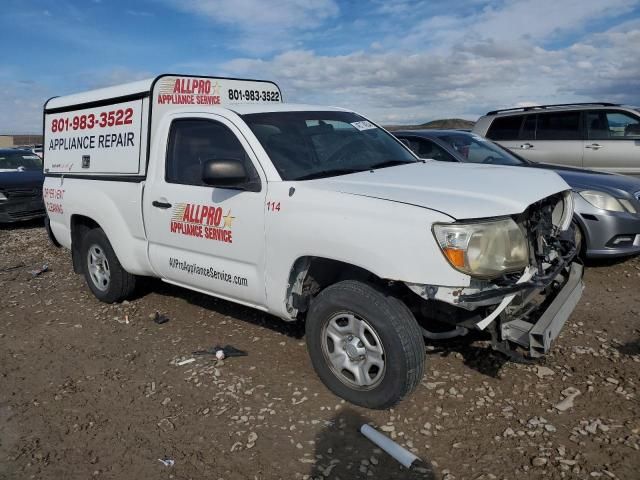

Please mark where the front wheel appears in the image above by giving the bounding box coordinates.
[81,228,136,303]
[306,280,425,409]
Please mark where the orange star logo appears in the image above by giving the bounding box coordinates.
[223,210,235,228]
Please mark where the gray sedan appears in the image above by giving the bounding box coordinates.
[394,129,640,259]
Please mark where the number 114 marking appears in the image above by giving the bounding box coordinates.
[266,201,281,212]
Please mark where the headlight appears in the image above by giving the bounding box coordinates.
[579,190,636,213]
[0,192,7,201]
[433,218,529,278]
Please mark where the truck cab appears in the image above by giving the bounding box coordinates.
[44,75,583,409]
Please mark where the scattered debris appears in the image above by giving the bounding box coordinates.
[153,312,170,324]
[157,458,175,467]
[28,264,49,277]
[361,424,421,469]
[157,418,175,432]
[532,457,548,467]
[554,387,581,412]
[177,358,195,366]
[535,366,555,378]
[193,345,248,359]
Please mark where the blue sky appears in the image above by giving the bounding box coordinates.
[1,0,639,133]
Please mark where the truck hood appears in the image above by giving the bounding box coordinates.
[306,161,570,220]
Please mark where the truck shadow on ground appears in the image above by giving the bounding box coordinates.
[424,333,510,378]
[615,338,640,356]
[140,277,306,339]
[142,278,511,378]
[309,408,437,479]
[136,279,510,378]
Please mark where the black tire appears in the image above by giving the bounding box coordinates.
[306,280,425,409]
[81,228,136,303]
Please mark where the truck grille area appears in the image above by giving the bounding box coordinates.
[522,192,577,277]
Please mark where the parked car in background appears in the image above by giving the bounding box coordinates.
[472,103,640,175]
[394,130,640,259]
[0,148,45,223]
[16,144,44,158]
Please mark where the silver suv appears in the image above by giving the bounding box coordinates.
[473,103,640,175]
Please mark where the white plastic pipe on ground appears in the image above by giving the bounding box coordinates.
[360,424,420,469]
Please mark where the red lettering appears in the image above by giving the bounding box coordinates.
[206,207,215,225]
[200,205,209,224]
[182,204,191,222]
[213,207,223,226]
[191,204,201,223]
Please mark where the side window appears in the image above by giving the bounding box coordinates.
[521,115,536,140]
[485,115,524,140]
[166,119,255,186]
[536,112,582,140]
[416,138,457,162]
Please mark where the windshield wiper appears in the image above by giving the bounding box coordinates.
[296,168,367,180]
[368,159,418,170]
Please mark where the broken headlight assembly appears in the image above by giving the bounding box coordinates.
[433,218,529,279]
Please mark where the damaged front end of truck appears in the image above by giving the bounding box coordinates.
[406,190,584,361]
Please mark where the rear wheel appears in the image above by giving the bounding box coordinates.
[81,228,136,303]
[306,280,425,409]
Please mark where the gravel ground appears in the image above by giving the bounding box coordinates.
[1,221,639,480]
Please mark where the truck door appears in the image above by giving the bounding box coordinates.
[143,114,267,308]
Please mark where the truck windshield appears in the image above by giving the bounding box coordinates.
[436,133,526,166]
[0,151,43,171]
[242,111,417,180]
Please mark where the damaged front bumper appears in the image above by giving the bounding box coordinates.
[495,262,583,358]
[407,261,584,359]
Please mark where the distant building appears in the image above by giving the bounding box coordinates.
[0,134,43,148]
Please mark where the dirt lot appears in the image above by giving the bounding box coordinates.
[0,221,639,480]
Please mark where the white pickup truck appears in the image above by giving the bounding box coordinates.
[43,74,583,409]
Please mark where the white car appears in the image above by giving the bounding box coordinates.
[43,75,583,409]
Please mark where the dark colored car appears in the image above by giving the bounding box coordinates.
[394,130,640,258]
[0,149,45,223]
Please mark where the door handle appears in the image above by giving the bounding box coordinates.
[585,143,603,150]
[520,143,534,150]
[152,200,172,209]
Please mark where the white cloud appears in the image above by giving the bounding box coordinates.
[381,0,638,52]
[0,67,152,134]
[164,0,339,52]
[224,18,640,124]
[0,80,51,134]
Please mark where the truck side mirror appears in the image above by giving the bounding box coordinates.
[202,159,248,188]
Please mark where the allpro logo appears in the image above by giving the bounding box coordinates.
[170,202,235,243]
